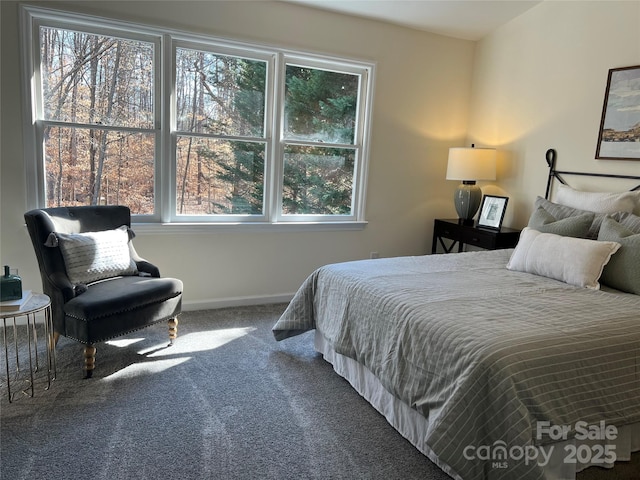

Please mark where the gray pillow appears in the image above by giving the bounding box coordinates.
[534,197,605,239]
[598,217,640,295]
[527,205,594,238]
[611,211,640,234]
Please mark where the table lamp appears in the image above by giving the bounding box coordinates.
[446,145,496,223]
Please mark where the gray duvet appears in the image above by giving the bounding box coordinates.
[273,250,640,480]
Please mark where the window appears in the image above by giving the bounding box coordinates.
[21,6,373,228]
[174,45,269,219]
[37,26,157,215]
[282,64,359,217]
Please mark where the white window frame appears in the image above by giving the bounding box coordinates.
[170,38,275,224]
[275,55,370,224]
[20,5,374,231]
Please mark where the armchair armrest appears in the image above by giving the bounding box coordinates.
[48,272,76,302]
[129,243,160,278]
[135,260,160,278]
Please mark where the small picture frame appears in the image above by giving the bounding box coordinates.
[477,195,508,230]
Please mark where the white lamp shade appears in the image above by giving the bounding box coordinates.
[446,147,497,181]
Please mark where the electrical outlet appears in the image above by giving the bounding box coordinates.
[370,252,380,259]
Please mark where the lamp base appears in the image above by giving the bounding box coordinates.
[454,181,482,221]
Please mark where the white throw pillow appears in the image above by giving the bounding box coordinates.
[506,228,621,289]
[54,225,137,284]
[554,184,640,214]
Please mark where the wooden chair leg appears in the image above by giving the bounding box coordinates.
[84,344,96,379]
[168,317,178,345]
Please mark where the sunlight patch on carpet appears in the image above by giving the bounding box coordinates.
[103,357,191,381]
[105,337,146,348]
[144,327,256,357]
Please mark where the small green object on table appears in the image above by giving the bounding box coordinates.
[1,265,22,302]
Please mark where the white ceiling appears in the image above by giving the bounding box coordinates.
[284,0,543,41]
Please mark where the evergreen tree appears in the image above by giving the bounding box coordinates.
[199,61,358,215]
[213,59,266,214]
[285,66,357,144]
[283,66,357,214]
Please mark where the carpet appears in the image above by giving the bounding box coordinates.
[1,305,447,480]
[1,305,638,480]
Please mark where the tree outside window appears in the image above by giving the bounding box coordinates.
[24,7,373,225]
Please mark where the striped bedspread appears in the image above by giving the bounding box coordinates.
[273,250,640,480]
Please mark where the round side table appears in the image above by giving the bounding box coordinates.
[1,293,56,402]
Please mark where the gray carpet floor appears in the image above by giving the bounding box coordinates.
[1,304,449,480]
[1,305,638,480]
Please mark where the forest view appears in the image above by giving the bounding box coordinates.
[39,25,360,217]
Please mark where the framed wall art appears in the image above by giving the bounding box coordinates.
[596,65,640,160]
[477,195,508,230]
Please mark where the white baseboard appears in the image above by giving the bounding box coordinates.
[1,294,294,326]
[181,293,294,312]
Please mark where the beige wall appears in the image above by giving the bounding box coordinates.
[469,0,640,229]
[0,1,475,308]
[4,1,637,310]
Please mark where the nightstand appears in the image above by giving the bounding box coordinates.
[431,218,521,254]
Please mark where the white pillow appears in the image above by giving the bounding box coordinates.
[506,228,621,289]
[54,225,137,284]
[554,184,640,214]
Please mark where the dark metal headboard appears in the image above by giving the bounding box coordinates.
[545,148,640,200]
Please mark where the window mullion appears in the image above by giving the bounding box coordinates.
[270,53,286,223]
[261,53,276,222]
[159,34,173,223]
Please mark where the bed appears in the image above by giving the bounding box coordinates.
[272,150,640,480]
